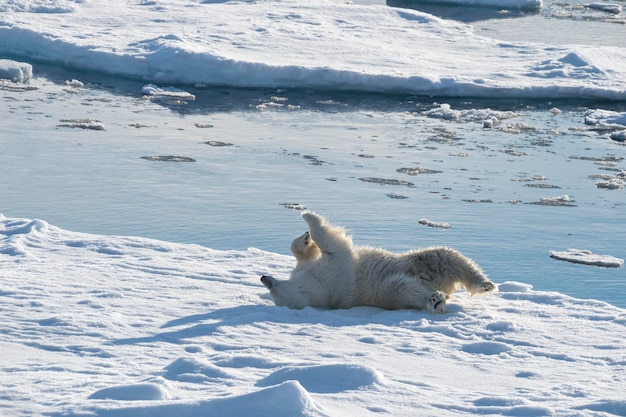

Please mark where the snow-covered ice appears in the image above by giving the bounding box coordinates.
[1,0,626,99]
[419,218,452,229]
[2,214,626,416]
[584,109,626,128]
[550,248,624,268]
[0,58,32,82]
[141,84,196,101]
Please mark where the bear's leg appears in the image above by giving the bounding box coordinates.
[468,280,497,295]
[460,263,497,296]
[301,211,352,255]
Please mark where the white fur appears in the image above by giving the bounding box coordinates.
[261,212,496,313]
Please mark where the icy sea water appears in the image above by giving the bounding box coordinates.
[2,66,625,308]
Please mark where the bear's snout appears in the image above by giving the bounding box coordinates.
[260,275,274,289]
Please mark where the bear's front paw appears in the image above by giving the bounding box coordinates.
[301,211,323,225]
[472,281,497,295]
[427,291,447,313]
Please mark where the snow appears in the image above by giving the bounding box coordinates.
[2,214,626,416]
[550,248,624,268]
[1,0,626,100]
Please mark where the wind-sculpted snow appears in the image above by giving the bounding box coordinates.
[1,0,626,99]
[2,214,626,416]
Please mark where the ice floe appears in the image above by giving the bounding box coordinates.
[1,0,626,99]
[550,249,624,268]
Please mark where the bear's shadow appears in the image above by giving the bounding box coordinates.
[112,298,466,346]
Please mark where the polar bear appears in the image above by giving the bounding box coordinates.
[261,211,496,313]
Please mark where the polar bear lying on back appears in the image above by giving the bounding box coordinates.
[261,212,496,313]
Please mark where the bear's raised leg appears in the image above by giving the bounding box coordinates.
[301,211,352,256]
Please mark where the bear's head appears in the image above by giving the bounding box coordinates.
[290,231,321,262]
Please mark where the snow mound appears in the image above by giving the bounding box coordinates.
[164,357,233,382]
[497,281,533,292]
[85,381,328,417]
[88,383,169,401]
[257,364,385,393]
[550,249,624,268]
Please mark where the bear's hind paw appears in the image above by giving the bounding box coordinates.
[427,291,447,314]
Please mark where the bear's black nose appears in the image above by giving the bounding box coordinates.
[260,275,274,289]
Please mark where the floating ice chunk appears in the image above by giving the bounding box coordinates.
[550,249,624,268]
[584,2,622,14]
[141,84,195,100]
[65,79,84,88]
[0,59,33,83]
[423,103,519,123]
[419,218,451,229]
[528,195,577,206]
[141,155,196,162]
[610,131,626,142]
[584,109,626,128]
[595,178,625,190]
